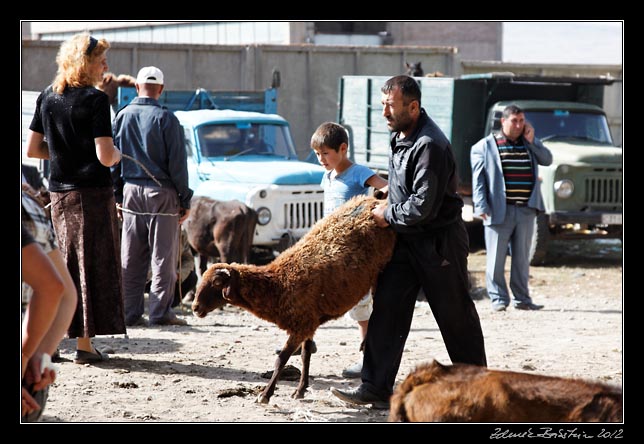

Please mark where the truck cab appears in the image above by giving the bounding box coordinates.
[487,100,622,263]
[337,73,622,264]
[175,109,324,254]
[116,85,325,258]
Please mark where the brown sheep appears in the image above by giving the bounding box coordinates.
[389,360,622,422]
[183,196,258,275]
[192,195,396,403]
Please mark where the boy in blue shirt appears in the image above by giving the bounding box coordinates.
[311,122,388,378]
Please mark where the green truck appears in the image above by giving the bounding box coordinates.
[338,73,622,264]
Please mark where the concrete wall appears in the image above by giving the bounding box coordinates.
[21,39,622,156]
[21,40,457,158]
[388,22,502,61]
[461,60,623,146]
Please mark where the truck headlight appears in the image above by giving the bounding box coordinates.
[256,207,271,225]
[554,179,574,198]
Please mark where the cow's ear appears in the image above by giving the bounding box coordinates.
[213,268,231,287]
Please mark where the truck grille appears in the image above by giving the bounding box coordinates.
[584,176,622,205]
[283,201,324,230]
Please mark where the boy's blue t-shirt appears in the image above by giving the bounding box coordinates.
[321,163,376,217]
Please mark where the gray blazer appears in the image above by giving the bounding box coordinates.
[470,134,553,226]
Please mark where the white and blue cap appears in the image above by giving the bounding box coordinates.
[136,66,164,85]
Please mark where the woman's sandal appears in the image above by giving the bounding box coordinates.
[74,348,109,364]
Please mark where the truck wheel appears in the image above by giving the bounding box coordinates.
[529,213,550,266]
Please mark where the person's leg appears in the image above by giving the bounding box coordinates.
[348,292,372,341]
[148,188,180,323]
[361,242,420,398]
[341,293,372,378]
[35,249,77,356]
[76,337,94,354]
[21,242,64,375]
[49,189,118,356]
[509,207,538,305]
[121,185,151,325]
[357,320,369,341]
[414,222,487,366]
[484,215,514,308]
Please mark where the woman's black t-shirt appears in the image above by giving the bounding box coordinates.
[30,86,113,191]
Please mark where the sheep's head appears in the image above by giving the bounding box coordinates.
[192,265,237,317]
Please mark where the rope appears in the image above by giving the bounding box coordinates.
[121,153,163,187]
[116,203,180,217]
[117,152,179,216]
[176,224,188,315]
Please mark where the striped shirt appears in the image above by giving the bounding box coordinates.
[494,132,534,204]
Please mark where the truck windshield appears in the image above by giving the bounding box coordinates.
[525,110,614,145]
[196,123,297,159]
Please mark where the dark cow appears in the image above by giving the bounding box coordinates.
[405,61,424,77]
[183,196,258,274]
[389,360,622,423]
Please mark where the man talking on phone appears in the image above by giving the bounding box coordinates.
[470,104,552,312]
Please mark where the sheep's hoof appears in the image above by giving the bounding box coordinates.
[256,394,270,404]
[292,390,305,399]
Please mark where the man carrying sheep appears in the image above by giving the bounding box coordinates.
[332,75,487,409]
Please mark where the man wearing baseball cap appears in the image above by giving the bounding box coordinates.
[112,66,193,327]
[135,66,164,85]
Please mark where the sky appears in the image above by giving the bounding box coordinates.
[502,21,623,65]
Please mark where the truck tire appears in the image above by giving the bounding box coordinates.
[529,213,550,266]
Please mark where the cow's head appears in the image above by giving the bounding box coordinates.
[405,61,423,77]
[192,264,238,317]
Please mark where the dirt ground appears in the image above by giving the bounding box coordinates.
[37,238,623,425]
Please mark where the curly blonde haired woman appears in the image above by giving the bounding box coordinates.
[27,32,126,364]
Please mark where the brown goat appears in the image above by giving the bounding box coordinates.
[192,195,396,403]
[389,360,622,422]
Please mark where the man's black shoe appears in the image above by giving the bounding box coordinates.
[514,302,544,311]
[331,385,389,409]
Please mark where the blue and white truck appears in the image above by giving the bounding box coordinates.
[116,84,325,258]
